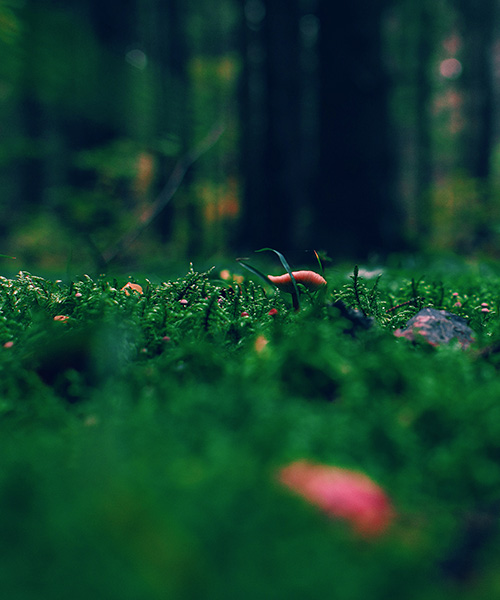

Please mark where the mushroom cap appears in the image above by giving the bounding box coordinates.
[267,270,327,293]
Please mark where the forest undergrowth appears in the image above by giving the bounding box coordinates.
[2,254,500,599]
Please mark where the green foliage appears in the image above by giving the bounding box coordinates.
[2,259,500,598]
[334,265,385,320]
[428,171,492,253]
[0,0,22,46]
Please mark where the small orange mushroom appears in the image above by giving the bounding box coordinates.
[254,334,269,353]
[53,315,69,322]
[267,270,327,294]
[121,282,143,295]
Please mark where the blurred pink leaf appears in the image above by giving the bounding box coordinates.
[278,460,395,538]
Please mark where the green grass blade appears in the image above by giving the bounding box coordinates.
[313,249,324,276]
[235,258,273,286]
[256,248,300,310]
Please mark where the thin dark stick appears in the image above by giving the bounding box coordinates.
[101,121,225,265]
[385,299,421,313]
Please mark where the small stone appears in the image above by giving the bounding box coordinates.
[394,308,475,349]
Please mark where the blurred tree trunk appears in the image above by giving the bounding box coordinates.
[261,0,302,255]
[238,0,266,253]
[146,0,191,246]
[239,0,303,257]
[388,0,437,244]
[314,0,403,259]
[73,0,134,149]
[414,2,435,240]
[456,0,496,181]
[449,0,497,251]
[18,86,44,210]
[17,0,45,212]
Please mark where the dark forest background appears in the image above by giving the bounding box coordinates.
[0,0,499,273]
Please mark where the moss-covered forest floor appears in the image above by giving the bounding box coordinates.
[2,255,500,599]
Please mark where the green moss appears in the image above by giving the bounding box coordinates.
[1,258,500,598]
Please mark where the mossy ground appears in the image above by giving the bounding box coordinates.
[1,256,500,599]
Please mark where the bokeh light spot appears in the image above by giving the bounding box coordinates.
[440,58,462,79]
[125,49,148,70]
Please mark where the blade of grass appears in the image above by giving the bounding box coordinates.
[235,258,273,286]
[256,248,300,310]
[313,249,324,276]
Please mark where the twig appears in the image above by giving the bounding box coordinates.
[385,298,421,314]
[101,121,226,266]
